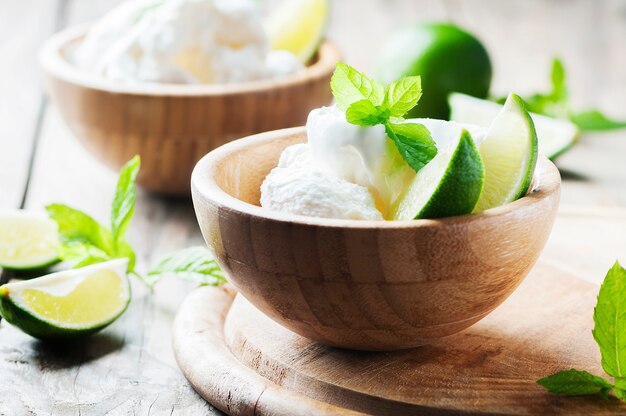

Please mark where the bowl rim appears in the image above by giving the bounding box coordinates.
[39,24,342,97]
[191,126,562,229]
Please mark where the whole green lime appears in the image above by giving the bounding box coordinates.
[377,23,492,120]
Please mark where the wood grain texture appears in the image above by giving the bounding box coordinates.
[191,129,561,350]
[40,26,340,195]
[172,284,361,416]
[6,98,218,416]
[0,0,221,414]
[174,261,626,415]
[1,0,626,414]
[0,0,58,208]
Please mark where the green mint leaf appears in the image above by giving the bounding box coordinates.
[493,58,569,120]
[522,93,555,115]
[569,110,626,131]
[331,62,384,110]
[46,204,114,255]
[384,76,422,117]
[57,241,112,268]
[537,369,613,398]
[615,387,626,401]
[550,58,567,103]
[593,261,626,380]
[111,156,140,250]
[147,246,226,288]
[345,100,390,126]
[115,240,136,273]
[385,122,437,172]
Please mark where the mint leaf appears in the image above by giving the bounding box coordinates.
[495,57,626,134]
[593,261,626,381]
[46,204,113,254]
[385,122,437,172]
[331,62,384,110]
[384,76,422,117]
[346,100,390,126]
[537,369,613,398]
[570,110,626,131]
[332,63,436,174]
[46,156,141,275]
[147,247,226,288]
[111,156,140,249]
[115,240,136,273]
[550,58,567,103]
[57,241,112,268]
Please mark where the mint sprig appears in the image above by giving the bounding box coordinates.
[45,155,225,289]
[538,369,613,398]
[496,58,626,132]
[538,261,626,400]
[147,246,226,288]
[331,63,437,172]
[46,156,140,274]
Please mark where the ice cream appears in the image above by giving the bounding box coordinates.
[74,0,303,84]
[260,144,383,220]
[260,105,486,220]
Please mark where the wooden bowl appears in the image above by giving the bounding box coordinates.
[191,127,561,351]
[39,25,340,195]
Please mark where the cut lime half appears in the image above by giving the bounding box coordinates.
[392,129,484,220]
[0,210,60,271]
[473,93,538,213]
[0,259,130,340]
[449,92,579,159]
[265,0,329,63]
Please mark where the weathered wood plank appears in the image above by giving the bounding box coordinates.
[0,0,59,209]
[1,0,626,415]
[0,0,217,414]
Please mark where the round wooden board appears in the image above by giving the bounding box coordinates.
[172,210,626,415]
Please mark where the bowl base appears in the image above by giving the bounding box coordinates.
[172,260,624,415]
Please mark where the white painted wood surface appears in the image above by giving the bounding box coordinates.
[1,0,626,414]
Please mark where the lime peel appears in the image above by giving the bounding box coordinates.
[0,259,130,340]
[449,92,579,160]
[0,210,60,271]
[392,129,485,220]
[265,0,328,63]
[473,93,538,212]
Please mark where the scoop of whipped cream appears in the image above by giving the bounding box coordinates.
[260,105,486,221]
[260,144,383,220]
[74,0,303,84]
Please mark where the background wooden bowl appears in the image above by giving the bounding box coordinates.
[40,25,340,195]
[191,128,561,351]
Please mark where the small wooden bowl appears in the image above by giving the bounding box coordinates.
[191,128,561,351]
[40,25,340,195]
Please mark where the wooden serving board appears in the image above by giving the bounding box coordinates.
[172,261,625,415]
[173,209,626,415]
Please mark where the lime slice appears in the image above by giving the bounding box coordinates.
[0,210,60,271]
[265,0,329,63]
[0,259,130,340]
[392,129,484,220]
[473,93,538,213]
[449,92,579,159]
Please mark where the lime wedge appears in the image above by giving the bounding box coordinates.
[265,0,329,63]
[0,210,59,271]
[392,129,484,220]
[449,92,579,159]
[0,259,130,340]
[473,93,538,213]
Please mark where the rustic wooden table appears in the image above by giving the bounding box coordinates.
[1,0,625,414]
